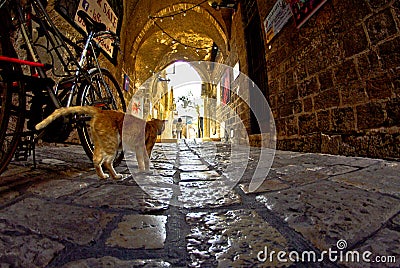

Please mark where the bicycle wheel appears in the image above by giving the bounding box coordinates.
[77,68,126,165]
[0,7,26,175]
[0,64,26,175]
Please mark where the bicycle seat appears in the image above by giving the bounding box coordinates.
[77,10,106,33]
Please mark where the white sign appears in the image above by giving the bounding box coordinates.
[264,0,292,44]
[129,96,144,119]
[74,0,118,57]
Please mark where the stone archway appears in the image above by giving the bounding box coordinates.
[122,1,229,91]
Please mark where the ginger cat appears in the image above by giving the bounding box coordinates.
[35,106,166,179]
[145,118,166,158]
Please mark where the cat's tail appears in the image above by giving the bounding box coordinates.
[35,106,100,130]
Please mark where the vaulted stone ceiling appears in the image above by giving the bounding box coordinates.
[120,0,231,88]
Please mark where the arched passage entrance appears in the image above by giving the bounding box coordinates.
[119,0,231,97]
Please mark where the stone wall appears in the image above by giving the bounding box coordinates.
[254,0,400,159]
[216,3,252,143]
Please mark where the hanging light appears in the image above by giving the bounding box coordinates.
[208,0,237,10]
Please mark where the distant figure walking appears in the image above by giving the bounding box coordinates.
[176,118,183,139]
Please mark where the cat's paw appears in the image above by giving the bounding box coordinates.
[99,174,110,179]
[113,174,124,180]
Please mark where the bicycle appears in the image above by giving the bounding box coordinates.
[0,0,126,175]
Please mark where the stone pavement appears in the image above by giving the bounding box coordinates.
[0,141,399,267]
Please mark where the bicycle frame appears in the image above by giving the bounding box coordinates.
[6,0,119,110]
[0,0,125,174]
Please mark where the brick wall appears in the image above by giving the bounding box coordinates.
[252,0,400,159]
[216,3,252,143]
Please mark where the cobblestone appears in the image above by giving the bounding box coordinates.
[62,257,171,267]
[0,198,115,245]
[0,141,399,267]
[256,181,400,250]
[186,209,290,267]
[106,215,167,249]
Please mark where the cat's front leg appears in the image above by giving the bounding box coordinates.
[95,165,109,179]
[93,152,109,179]
[135,145,147,171]
[144,150,150,172]
[103,158,123,180]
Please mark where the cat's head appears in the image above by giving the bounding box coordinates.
[150,119,167,135]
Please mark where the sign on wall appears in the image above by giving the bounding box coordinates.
[130,96,144,118]
[74,0,118,57]
[264,0,292,44]
[123,74,130,92]
[287,0,329,28]
[55,0,122,62]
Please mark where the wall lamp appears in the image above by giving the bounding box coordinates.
[158,77,171,83]
[208,0,237,10]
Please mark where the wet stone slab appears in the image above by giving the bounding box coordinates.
[152,144,178,155]
[106,215,167,249]
[179,165,209,172]
[34,145,93,171]
[72,184,171,212]
[179,152,199,159]
[153,169,177,177]
[239,168,287,193]
[150,155,177,163]
[239,178,290,194]
[0,221,65,268]
[179,181,241,208]
[128,174,174,204]
[270,164,358,186]
[150,158,177,165]
[256,181,400,250]
[331,161,400,198]
[186,209,290,267]
[27,179,93,198]
[273,151,382,168]
[159,150,178,160]
[0,198,114,245]
[346,227,400,267]
[180,170,221,181]
[179,159,204,165]
[152,162,175,170]
[62,256,171,267]
[125,174,174,186]
[125,154,176,171]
